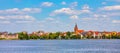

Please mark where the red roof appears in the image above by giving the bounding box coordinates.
[88,30,93,33]
[95,31,99,35]
[77,30,84,33]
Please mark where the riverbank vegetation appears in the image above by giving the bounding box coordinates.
[0,31,120,40]
[17,31,120,40]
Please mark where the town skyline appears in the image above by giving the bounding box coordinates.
[0,24,120,40]
[0,0,120,33]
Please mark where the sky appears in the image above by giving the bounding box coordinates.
[0,0,120,33]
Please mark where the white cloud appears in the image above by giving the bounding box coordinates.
[51,8,75,15]
[81,9,91,13]
[0,15,35,24]
[41,2,53,7]
[93,14,99,18]
[0,8,39,24]
[97,5,120,17]
[0,15,36,24]
[6,8,19,12]
[15,20,34,23]
[82,17,98,21]
[61,1,66,5]
[100,5,120,11]
[22,8,40,13]
[0,16,5,19]
[70,15,79,19]
[22,8,31,12]
[93,14,108,18]
[0,21,11,24]
[112,20,120,23]
[0,15,35,20]
[51,20,60,24]
[51,7,91,16]
[0,8,41,15]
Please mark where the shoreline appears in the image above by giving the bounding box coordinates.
[0,39,120,41]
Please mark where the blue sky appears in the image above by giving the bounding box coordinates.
[0,0,120,33]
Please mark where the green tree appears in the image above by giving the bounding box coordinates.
[65,31,72,39]
[61,35,65,39]
[56,32,61,36]
[66,31,71,37]
[18,32,29,40]
[30,34,40,39]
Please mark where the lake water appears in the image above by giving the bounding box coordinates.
[0,40,120,53]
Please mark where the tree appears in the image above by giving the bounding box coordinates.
[18,32,29,40]
[85,32,93,39]
[66,31,71,37]
[56,32,61,36]
[48,33,58,39]
[65,35,69,39]
[61,35,65,39]
[65,31,72,39]
[30,34,39,39]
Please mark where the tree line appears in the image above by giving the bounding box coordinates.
[18,31,120,40]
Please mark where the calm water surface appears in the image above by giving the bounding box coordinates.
[0,40,120,53]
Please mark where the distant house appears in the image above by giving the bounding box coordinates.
[0,32,8,38]
[0,32,18,39]
[117,32,120,35]
[29,31,45,36]
[6,33,18,39]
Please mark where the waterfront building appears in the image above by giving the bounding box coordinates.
[6,33,18,39]
[0,32,18,39]
[93,31,99,38]
[74,24,84,35]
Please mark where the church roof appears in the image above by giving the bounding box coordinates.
[77,30,84,33]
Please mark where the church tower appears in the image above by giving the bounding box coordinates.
[74,24,78,34]
[74,23,84,35]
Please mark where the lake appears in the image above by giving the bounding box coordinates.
[0,40,120,53]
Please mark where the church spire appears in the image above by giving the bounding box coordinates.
[74,23,78,32]
[74,23,84,34]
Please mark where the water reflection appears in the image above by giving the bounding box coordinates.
[0,40,120,53]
